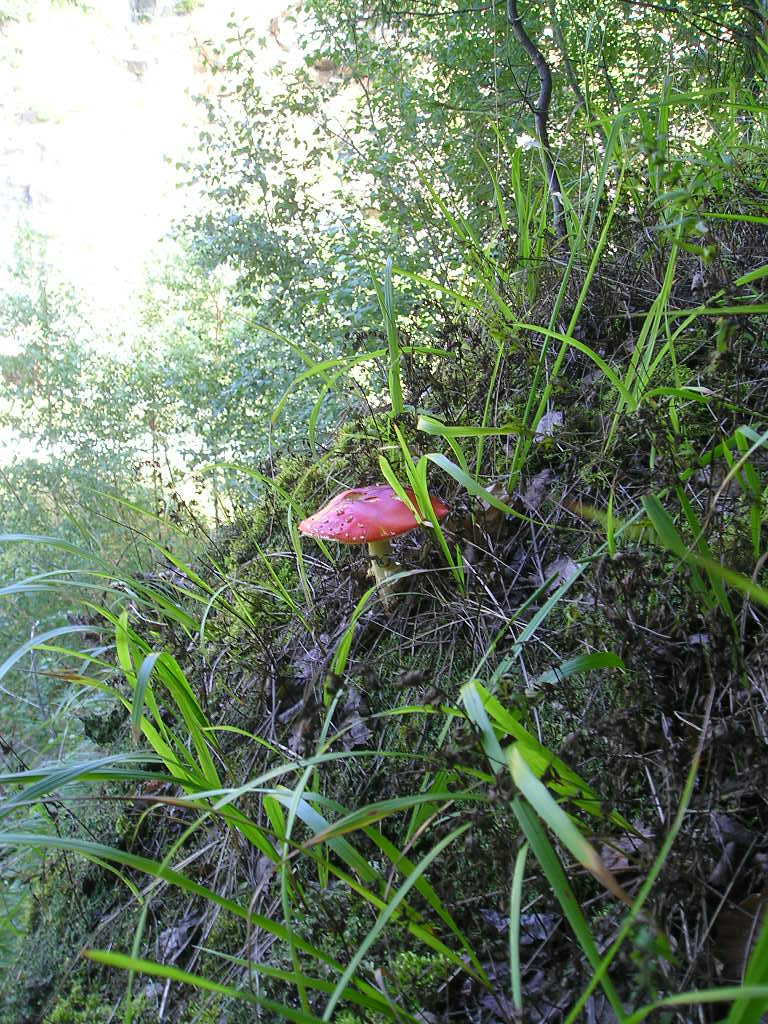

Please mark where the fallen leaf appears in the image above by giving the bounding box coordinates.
[715,891,768,981]
[340,711,372,749]
[600,825,654,876]
[544,555,579,590]
[339,686,372,749]
[534,410,563,441]
[157,915,200,963]
[521,469,553,512]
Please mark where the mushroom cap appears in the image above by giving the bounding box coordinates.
[298,484,449,545]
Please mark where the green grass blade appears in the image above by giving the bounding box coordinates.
[508,746,629,904]
[509,841,528,1013]
[197,947,408,1020]
[0,625,96,683]
[321,822,473,1020]
[371,256,404,416]
[83,950,326,1023]
[417,414,528,439]
[624,987,768,1024]
[643,496,768,607]
[725,906,768,1023]
[460,681,506,772]
[426,453,532,523]
[0,832,341,967]
[511,798,627,1021]
[534,651,624,685]
[132,653,162,743]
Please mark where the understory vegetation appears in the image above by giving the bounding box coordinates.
[1,0,768,1021]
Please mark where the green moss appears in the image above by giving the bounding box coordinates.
[266,413,426,515]
[0,793,184,1024]
[388,949,453,1005]
[178,996,255,1024]
[0,843,121,1021]
[46,981,150,1024]
[47,984,110,1024]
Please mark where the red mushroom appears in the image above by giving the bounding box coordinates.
[299,484,449,602]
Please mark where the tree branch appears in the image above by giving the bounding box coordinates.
[506,0,567,243]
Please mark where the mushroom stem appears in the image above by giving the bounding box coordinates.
[367,538,398,602]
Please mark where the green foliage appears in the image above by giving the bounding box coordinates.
[0,235,301,483]
[182,0,765,340]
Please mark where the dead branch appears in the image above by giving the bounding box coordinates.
[506,0,568,245]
